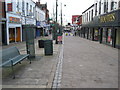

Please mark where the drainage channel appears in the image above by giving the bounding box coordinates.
[52,36,64,89]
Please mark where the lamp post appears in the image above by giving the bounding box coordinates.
[61,3,62,26]
[56,0,58,22]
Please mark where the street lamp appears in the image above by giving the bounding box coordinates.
[60,3,66,26]
[56,0,58,23]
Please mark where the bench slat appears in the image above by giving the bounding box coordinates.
[0,47,29,67]
[1,54,29,67]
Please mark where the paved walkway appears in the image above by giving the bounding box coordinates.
[61,35,118,88]
[2,35,61,88]
[1,34,118,89]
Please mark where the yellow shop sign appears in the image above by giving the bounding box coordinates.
[100,13,116,23]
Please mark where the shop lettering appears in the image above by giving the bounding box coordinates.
[100,13,116,23]
[9,17,21,24]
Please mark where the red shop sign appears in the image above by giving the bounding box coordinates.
[9,17,21,24]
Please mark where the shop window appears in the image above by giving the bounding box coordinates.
[94,29,99,41]
[116,28,120,47]
[107,28,112,45]
[102,28,107,43]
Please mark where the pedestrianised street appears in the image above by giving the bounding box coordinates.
[61,35,118,88]
[1,34,118,88]
[1,0,120,89]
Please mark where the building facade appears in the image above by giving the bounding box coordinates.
[1,0,50,45]
[21,0,36,41]
[36,1,50,36]
[81,0,120,49]
[36,4,45,37]
[5,0,23,45]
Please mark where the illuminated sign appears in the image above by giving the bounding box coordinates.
[9,17,21,24]
[100,13,116,23]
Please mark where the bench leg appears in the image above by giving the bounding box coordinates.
[11,65,15,79]
[30,59,31,64]
[11,61,15,79]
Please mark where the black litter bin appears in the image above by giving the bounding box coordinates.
[38,40,44,48]
[44,40,53,55]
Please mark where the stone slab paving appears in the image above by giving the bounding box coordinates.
[61,36,118,88]
[2,36,61,88]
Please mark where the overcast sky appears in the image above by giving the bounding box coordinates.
[33,0,95,24]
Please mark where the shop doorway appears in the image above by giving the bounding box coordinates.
[16,27,21,42]
[9,27,21,43]
[9,28,15,43]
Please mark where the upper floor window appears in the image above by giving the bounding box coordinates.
[17,0,19,12]
[95,3,97,16]
[91,9,93,21]
[30,5,32,12]
[22,0,25,15]
[99,1,101,14]
[36,11,37,19]
[111,1,114,10]
[33,7,35,17]
[7,3,12,12]
[89,11,90,21]
[119,1,120,8]
[104,0,108,13]
[26,3,28,15]
[87,12,88,22]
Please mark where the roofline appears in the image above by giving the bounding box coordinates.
[82,4,94,14]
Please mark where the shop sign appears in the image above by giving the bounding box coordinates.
[100,13,116,23]
[26,18,36,25]
[9,17,21,24]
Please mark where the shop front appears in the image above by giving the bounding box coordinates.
[81,9,120,48]
[99,9,120,48]
[6,14,22,45]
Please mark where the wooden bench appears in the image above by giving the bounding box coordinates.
[0,47,30,79]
